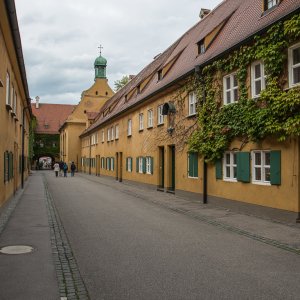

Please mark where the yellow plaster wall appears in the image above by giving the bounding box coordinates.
[0,3,30,207]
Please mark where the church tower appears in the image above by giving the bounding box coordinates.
[94,46,107,80]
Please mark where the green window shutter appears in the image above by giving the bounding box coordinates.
[270,150,281,185]
[112,158,114,171]
[136,157,139,173]
[237,152,250,183]
[8,152,11,180]
[126,158,128,171]
[142,157,146,173]
[4,152,6,183]
[193,153,198,177]
[215,158,222,180]
[150,157,154,174]
[11,153,14,178]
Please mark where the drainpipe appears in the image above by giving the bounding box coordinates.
[89,136,92,175]
[203,160,208,204]
[21,106,30,189]
[297,137,300,223]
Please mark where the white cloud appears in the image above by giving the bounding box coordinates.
[15,0,223,104]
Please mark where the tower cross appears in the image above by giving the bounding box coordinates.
[98,44,103,56]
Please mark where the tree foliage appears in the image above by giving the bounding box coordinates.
[114,75,131,91]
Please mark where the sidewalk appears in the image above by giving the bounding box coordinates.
[78,172,300,254]
[0,172,59,300]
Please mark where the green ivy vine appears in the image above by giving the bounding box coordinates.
[188,13,300,162]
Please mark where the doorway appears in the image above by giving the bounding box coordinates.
[169,145,175,191]
[158,146,165,189]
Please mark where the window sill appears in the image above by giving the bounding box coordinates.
[127,134,132,138]
[187,114,197,119]
[6,104,12,111]
[285,83,300,91]
[188,176,198,179]
[157,123,164,127]
[147,126,153,130]
[139,129,144,132]
[252,181,271,186]
[223,178,237,183]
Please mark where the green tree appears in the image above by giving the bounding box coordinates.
[114,75,130,91]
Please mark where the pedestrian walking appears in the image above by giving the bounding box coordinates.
[70,162,76,177]
[59,161,64,177]
[53,162,60,177]
[63,162,68,177]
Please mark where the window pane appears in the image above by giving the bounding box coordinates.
[293,67,300,84]
[255,168,261,181]
[255,64,261,79]
[255,80,262,95]
[226,167,230,178]
[226,91,231,103]
[265,167,271,181]
[226,153,230,164]
[226,77,231,89]
[233,153,237,165]
[293,47,300,65]
[233,167,237,179]
[233,89,238,102]
[265,152,270,165]
[255,152,261,165]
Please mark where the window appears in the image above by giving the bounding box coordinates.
[147,109,153,128]
[157,105,164,125]
[115,125,119,139]
[139,113,144,131]
[111,126,114,140]
[288,43,300,87]
[106,157,110,170]
[251,61,266,98]
[137,85,141,94]
[252,151,271,184]
[188,92,197,116]
[102,130,105,142]
[158,70,163,81]
[107,128,110,141]
[127,119,132,136]
[101,157,105,169]
[6,72,10,107]
[188,152,198,178]
[96,133,98,144]
[13,92,17,116]
[110,157,114,171]
[223,73,238,105]
[264,0,278,11]
[138,157,143,173]
[146,157,153,174]
[126,157,132,172]
[198,40,205,55]
[223,152,237,181]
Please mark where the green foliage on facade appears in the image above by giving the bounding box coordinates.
[188,14,300,162]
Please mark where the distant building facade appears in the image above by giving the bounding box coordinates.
[0,0,32,206]
[31,100,75,167]
[59,53,114,167]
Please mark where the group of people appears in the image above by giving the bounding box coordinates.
[53,161,76,177]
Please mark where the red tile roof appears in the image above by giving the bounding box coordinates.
[82,0,300,136]
[31,103,75,134]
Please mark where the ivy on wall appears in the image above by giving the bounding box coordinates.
[188,13,300,162]
[33,133,60,160]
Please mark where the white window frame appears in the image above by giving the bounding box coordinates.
[265,0,278,10]
[127,119,132,136]
[251,61,267,98]
[127,157,132,172]
[157,105,164,125]
[288,42,300,88]
[139,113,144,131]
[146,157,151,174]
[6,72,10,106]
[188,92,197,116]
[13,91,17,115]
[101,157,105,169]
[223,73,238,105]
[251,150,271,185]
[107,128,110,141]
[223,152,237,182]
[138,157,143,173]
[102,129,105,142]
[115,125,119,139]
[110,157,114,171]
[111,126,114,140]
[147,109,153,128]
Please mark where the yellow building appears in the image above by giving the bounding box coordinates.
[0,0,32,206]
[79,0,300,220]
[59,53,114,168]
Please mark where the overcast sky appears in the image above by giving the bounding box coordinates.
[15,0,222,105]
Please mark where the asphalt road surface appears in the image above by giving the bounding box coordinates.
[45,172,300,300]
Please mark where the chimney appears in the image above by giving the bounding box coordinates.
[35,96,40,109]
[199,8,211,19]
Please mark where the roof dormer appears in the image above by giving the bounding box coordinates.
[263,0,279,13]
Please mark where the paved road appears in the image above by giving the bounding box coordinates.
[45,172,300,300]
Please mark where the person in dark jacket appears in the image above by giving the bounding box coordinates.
[63,162,68,177]
[59,161,64,177]
[71,162,76,177]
